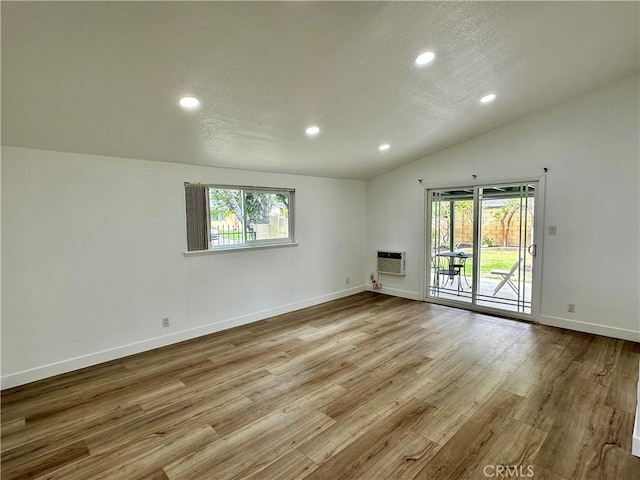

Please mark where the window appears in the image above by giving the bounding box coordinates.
[185,183,295,252]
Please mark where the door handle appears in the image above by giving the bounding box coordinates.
[528,244,537,256]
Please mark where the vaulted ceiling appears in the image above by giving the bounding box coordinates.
[2,2,638,179]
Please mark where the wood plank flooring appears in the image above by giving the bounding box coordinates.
[2,292,639,479]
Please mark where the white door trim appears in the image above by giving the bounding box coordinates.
[423,175,546,323]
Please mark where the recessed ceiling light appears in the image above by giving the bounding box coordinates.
[179,96,200,110]
[480,93,497,104]
[305,125,320,137]
[379,143,391,152]
[414,51,435,66]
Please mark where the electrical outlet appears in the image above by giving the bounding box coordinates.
[567,303,575,313]
[162,317,170,328]
[345,276,350,285]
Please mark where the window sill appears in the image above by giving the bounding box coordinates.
[183,242,299,256]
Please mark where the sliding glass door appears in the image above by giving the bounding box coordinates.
[426,182,540,318]
[429,189,475,304]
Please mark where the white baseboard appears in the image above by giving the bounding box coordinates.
[1,285,367,390]
[368,285,422,301]
[539,315,640,342]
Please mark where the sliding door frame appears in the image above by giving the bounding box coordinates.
[423,175,546,323]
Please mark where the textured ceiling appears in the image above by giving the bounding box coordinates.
[2,2,639,180]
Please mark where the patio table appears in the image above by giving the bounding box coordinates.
[435,251,472,291]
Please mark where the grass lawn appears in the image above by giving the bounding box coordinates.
[457,247,529,280]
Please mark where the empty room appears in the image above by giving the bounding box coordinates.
[2,2,639,479]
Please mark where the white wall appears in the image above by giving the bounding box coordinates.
[2,74,638,390]
[367,73,640,341]
[1,147,367,387]
[0,153,2,386]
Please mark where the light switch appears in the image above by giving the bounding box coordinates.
[548,225,557,235]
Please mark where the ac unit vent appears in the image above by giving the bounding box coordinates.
[377,251,406,276]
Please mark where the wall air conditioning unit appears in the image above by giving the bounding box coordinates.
[377,251,406,276]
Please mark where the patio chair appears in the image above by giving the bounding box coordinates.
[452,255,471,288]
[440,265,463,293]
[429,253,448,292]
[439,256,468,294]
[491,258,522,295]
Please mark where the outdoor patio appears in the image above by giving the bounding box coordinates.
[429,272,532,314]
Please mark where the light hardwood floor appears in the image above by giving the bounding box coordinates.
[2,292,639,479]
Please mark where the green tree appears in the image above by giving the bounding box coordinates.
[456,200,473,225]
[432,200,474,249]
[492,199,521,247]
[209,189,288,233]
[209,189,243,225]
